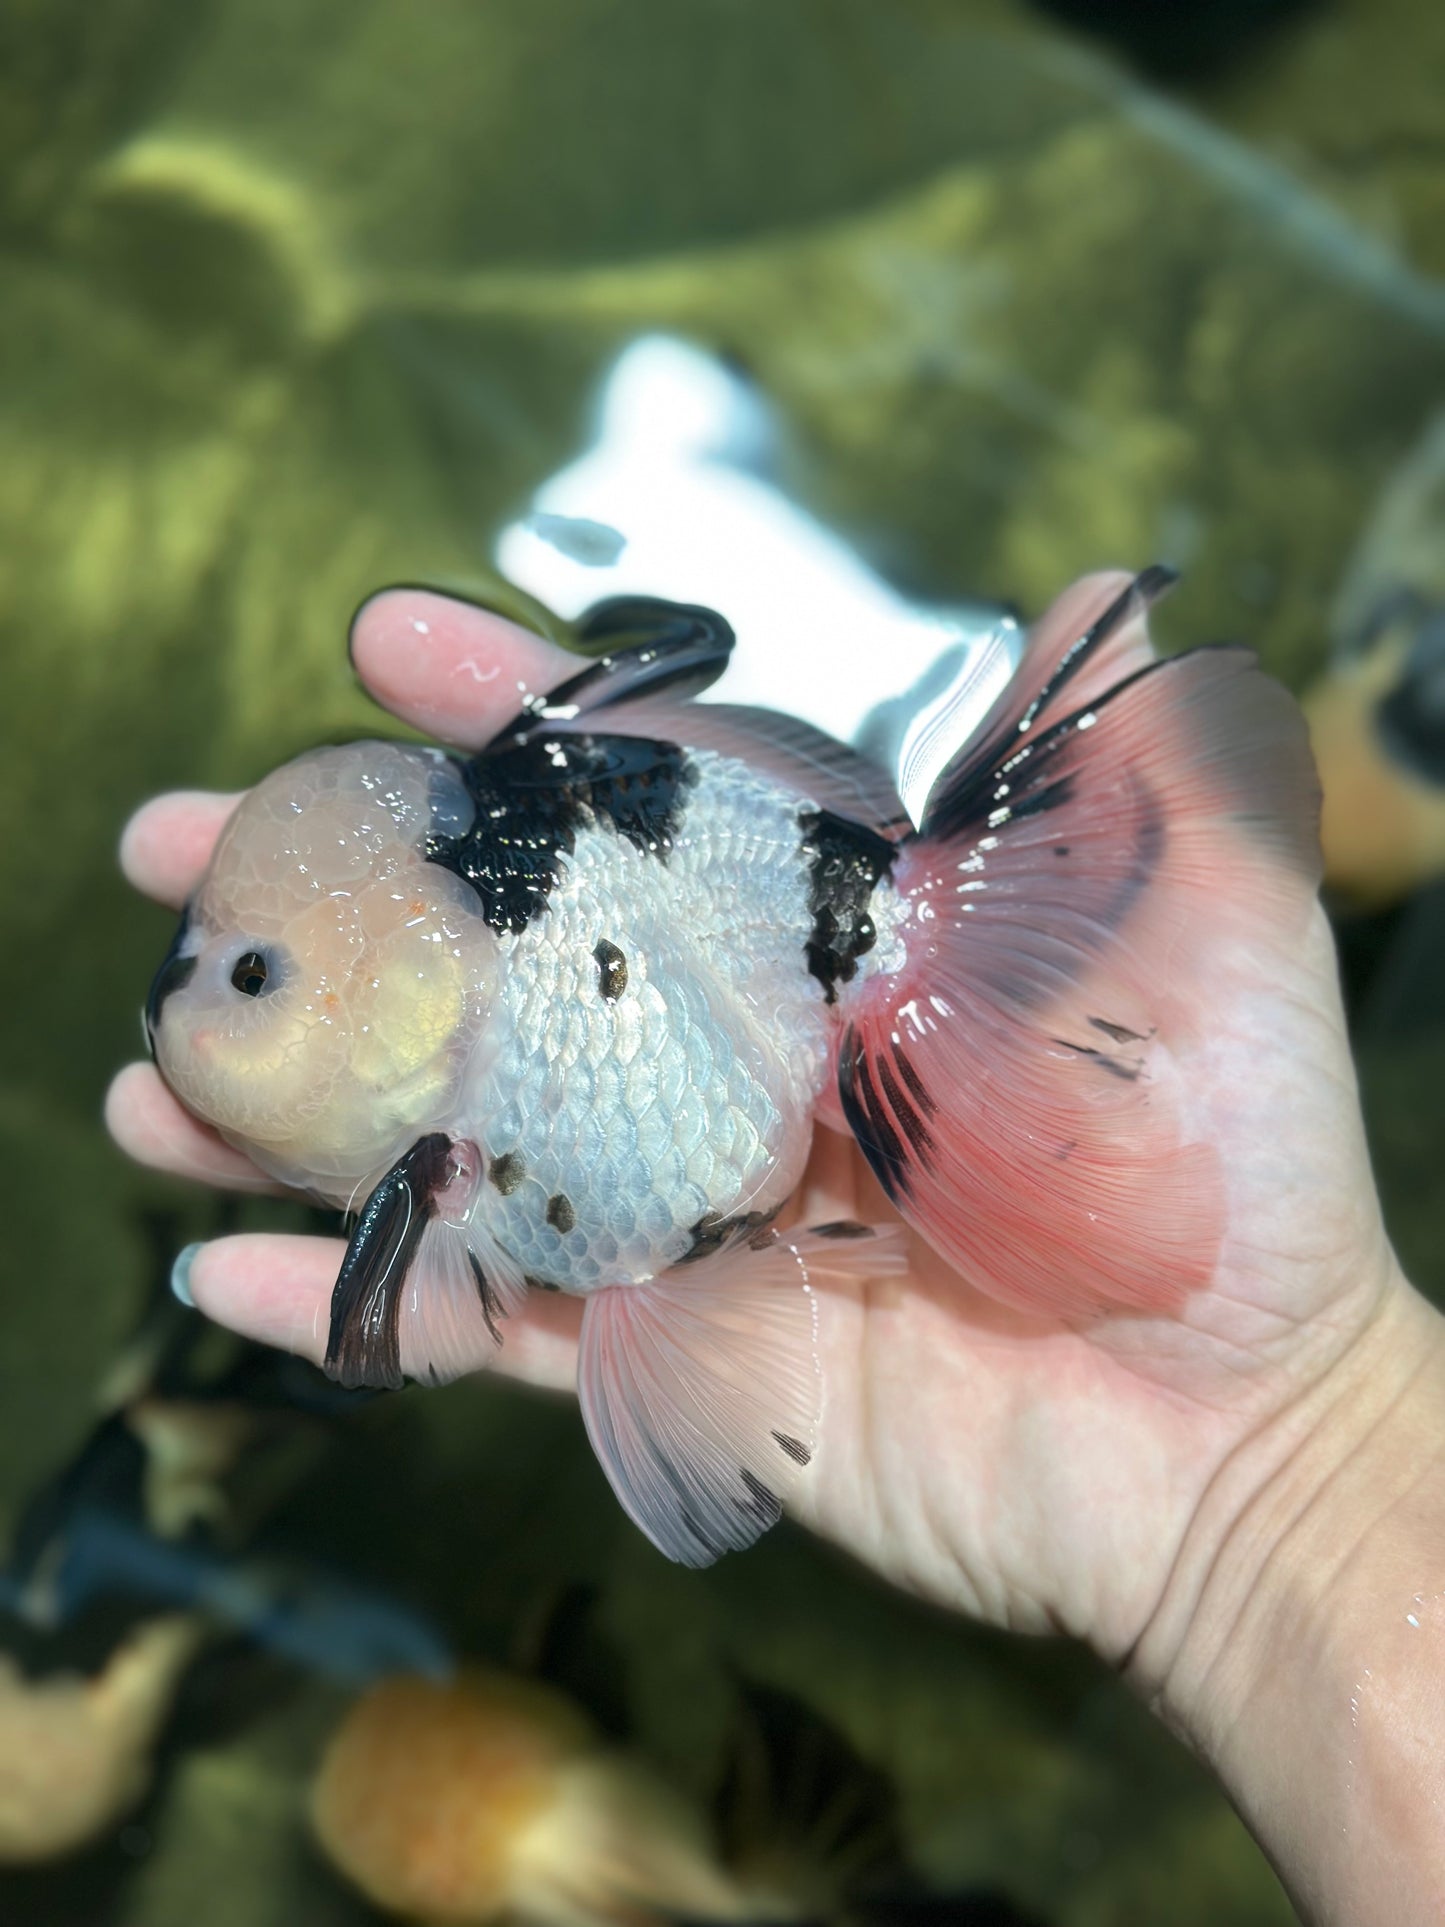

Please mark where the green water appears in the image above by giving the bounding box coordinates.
[2,3,1443,1921]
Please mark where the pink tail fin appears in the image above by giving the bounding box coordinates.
[841,570,1322,1322]
[578,1223,904,1567]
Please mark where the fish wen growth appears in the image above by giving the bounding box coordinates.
[145,572,1321,1565]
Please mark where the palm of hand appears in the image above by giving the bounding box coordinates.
[108,589,1391,1659]
[793,899,1389,1658]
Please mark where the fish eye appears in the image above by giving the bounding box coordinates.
[230,950,271,998]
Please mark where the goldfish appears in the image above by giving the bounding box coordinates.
[144,571,1320,1566]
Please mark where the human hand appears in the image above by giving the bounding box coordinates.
[108,586,1445,1922]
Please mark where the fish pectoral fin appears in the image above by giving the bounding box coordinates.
[325,1135,523,1390]
[577,1224,904,1567]
[397,1216,527,1388]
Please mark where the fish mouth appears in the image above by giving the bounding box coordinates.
[144,904,197,1055]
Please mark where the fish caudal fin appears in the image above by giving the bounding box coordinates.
[578,1224,904,1567]
[841,570,1322,1323]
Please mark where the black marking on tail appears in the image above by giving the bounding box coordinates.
[428,733,697,934]
[838,1026,911,1203]
[799,810,896,1002]
[922,566,1176,845]
[810,1220,874,1240]
[772,1430,812,1465]
[325,1133,452,1390]
[1089,1015,1147,1045]
[1053,1040,1143,1083]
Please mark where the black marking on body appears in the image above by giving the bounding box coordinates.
[1055,844,1070,857]
[524,1272,562,1293]
[325,1133,453,1391]
[145,906,195,1052]
[810,1220,873,1240]
[593,938,628,1001]
[488,1151,525,1195]
[546,1192,576,1234]
[681,1208,777,1264]
[427,733,697,934]
[771,1429,812,1465]
[736,1469,783,1526]
[798,810,896,1002]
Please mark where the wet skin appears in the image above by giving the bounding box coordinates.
[108,581,1445,1924]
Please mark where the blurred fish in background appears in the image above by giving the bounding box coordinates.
[4,0,1445,1922]
[1305,415,1445,908]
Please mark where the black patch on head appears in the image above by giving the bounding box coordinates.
[681,1208,777,1264]
[810,1220,873,1240]
[325,1133,453,1391]
[427,733,696,934]
[593,938,628,1001]
[798,810,896,1002]
[145,906,196,1052]
[771,1430,812,1466]
[488,1151,525,1195]
[545,1192,576,1235]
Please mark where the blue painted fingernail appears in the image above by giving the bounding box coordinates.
[170,1243,203,1308]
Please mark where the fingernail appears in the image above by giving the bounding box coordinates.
[171,1243,203,1308]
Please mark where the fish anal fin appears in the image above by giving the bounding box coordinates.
[578,1226,903,1566]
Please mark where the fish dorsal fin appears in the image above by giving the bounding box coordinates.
[577,1223,904,1567]
[325,1136,524,1389]
[482,596,735,751]
[605,696,910,833]
[912,567,1176,837]
[841,570,1322,1323]
[480,592,907,833]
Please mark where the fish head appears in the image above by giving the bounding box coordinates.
[146,742,497,1194]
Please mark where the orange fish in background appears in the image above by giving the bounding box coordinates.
[1305,588,1445,907]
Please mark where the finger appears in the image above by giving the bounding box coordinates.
[349,588,579,748]
[105,1063,283,1193]
[121,791,241,908]
[178,1234,583,1395]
